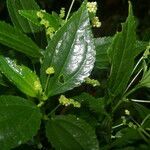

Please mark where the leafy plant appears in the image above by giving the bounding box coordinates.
[0,0,149,149]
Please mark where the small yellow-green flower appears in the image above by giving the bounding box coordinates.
[37,11,44,18]
[34,80,42,93]
[59,95,81,108]
[46,27,55,38]
[46,67,55,75]
[125,109,130,115]
[59,7,65,19]
[85,77,100,87]
[40,19,49,28]
[87,2,97,14]
[128,122,134,128]
[91,16,101,28]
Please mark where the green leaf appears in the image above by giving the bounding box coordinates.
[94,36,148,70]
[19,10,60,31]
[0,56,42,97]
[94,37,112,69]
[0,21,42,57]
[108,2,137,96]
[46,115,99,150]
[6,0,41,33]
[40,2,95,97]
[0,95,41,150]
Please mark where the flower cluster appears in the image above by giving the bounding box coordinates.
[87,2,97,14]
[40,19,49,28]
[92,17,101,28]
[45,67,55,75]
[59,95,81,108]
[85,77,100,87]
[59,7,65,19]
[37,10,55,38]
[125,109,130,115]
[87,2,101,28]
[34,80,42,93]
[121,113,137,129]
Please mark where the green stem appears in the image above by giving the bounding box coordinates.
[131,99,150,103]
[44,74,50,93]
[124,86,139,97]
[131,56,143,75]
[112,123,124,129]
[124,68,143,94]
[112,99,124,113]
[141,114,150,125]
[132,117,150,138]
[65,0,75,21]
[48,104,61,117]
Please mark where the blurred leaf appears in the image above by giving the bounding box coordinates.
[0,21,42,57]
[46,115,99,150]
[0,56,42,97]
[0,95,41,150]
[7,0,41,33]
[40,2,95,97]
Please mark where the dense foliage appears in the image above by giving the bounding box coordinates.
[0,0,149,149]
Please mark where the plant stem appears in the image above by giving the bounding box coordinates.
[124,86,139,97]
[44,75,50,93]
[124,68,143,94]
[141,114,150,125]
[132,117,150,138]
[112,99,123,113]
[48,104,61,117]
[65,0,75,21]
[131,56,143,75]
[112,123,124,129]
[131,99,150,103]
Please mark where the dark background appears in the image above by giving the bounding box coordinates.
[0,0,149,39]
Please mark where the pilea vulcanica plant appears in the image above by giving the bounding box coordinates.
[0,0,149,150]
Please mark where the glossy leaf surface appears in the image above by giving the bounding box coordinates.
[46,115,99,150]
[7,0,41,33]
[41,2,95,97]
[0,22,42,57]
[108,2,137,96]
[19,10,60,30]
[0,56,42,97]
[0,95,41,150]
